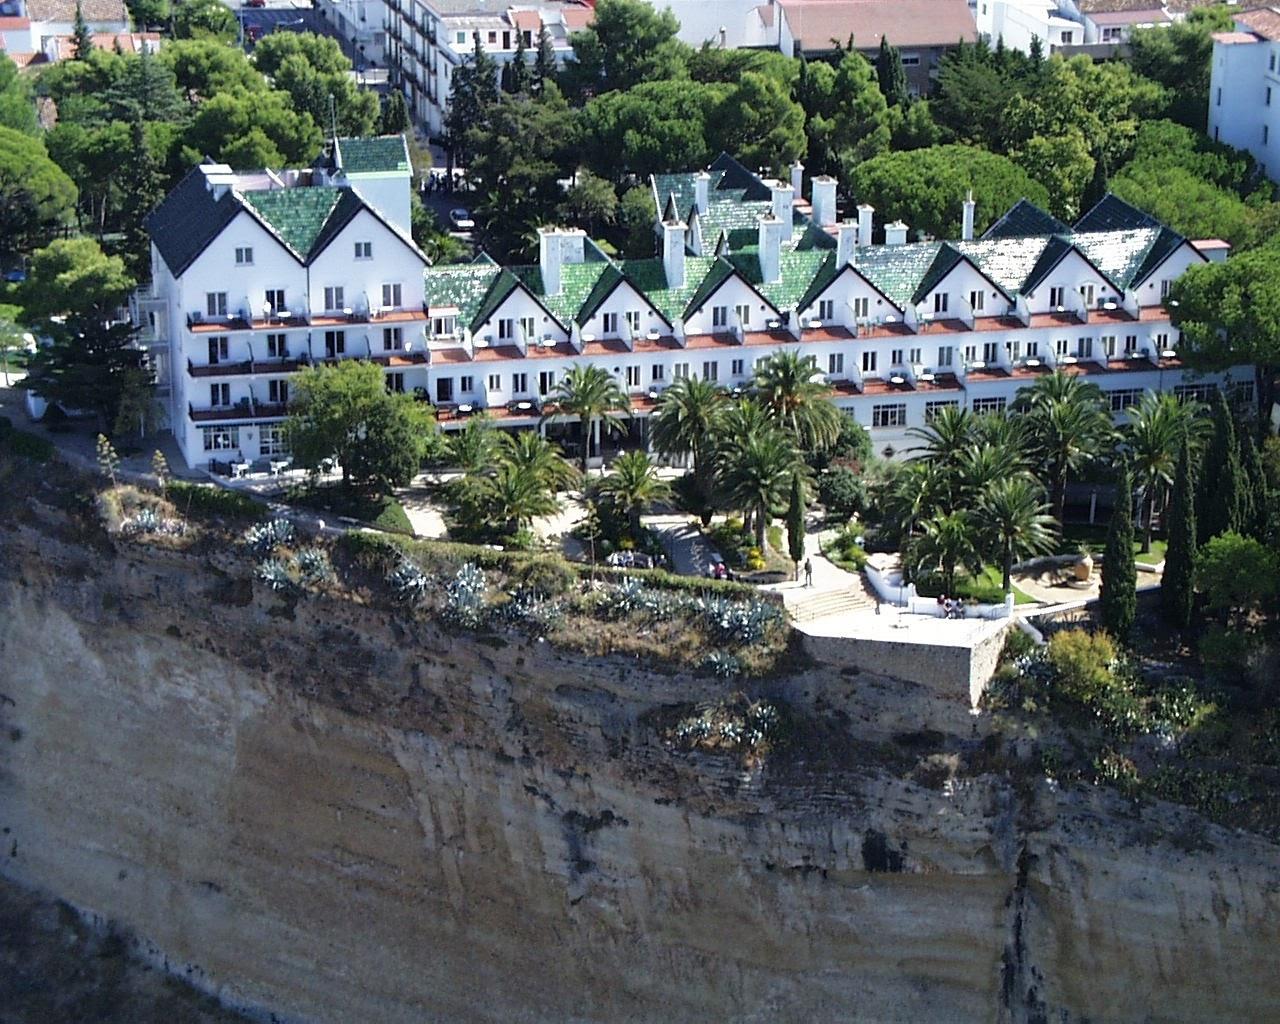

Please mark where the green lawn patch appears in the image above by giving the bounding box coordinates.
[1058,522,1166,564]
[286,483,413,534]
[766,523,784,554]
[1136,539,1167,565]
[917,564,1036,605]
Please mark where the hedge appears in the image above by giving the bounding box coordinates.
[0,426,55,463]
[165,481,268,522]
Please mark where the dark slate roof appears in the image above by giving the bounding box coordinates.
[981,199,1071,240]
[1074,193,1158,233]
[144,166,242,277]
[335,135,411,175]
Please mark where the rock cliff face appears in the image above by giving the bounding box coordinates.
[1,518,1278,1023]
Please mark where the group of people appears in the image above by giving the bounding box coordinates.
[937,595,964,620]
[708,561,734,581]
[607,549,662,570]
[422,170,467,195]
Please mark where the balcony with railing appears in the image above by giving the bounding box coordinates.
[189,400,288,423]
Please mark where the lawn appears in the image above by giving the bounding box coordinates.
[286,483,414,534]
[917,564,1037,605]
[1057,523,1167,564]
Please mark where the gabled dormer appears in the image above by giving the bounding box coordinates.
[912,244,1011,321]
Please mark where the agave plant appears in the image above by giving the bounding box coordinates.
[701,649,742,678]
[245,517,295,558]
[296,547,334,585]
[256,558,295,592]
[387,559,432,603]
[444,562,488,626]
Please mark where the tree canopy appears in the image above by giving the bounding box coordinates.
[0,128,78,265]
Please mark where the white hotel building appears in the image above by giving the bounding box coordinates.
[1210,6,1280,182]
[139,139,1248,471]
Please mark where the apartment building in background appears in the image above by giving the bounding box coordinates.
[137,137,1248,469]
[0,0,159,67]
[1210,7,1280,181]
[383,0,590,135]
[314,0,390,68]
[975,0,1179,57]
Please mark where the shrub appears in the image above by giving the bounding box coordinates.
[122,506,185,537]
[1093,747,1140,797]
[516,556,577,597]
[1,428,55,463]
[255,558,295,592]
[1000,626,1039,666]
[373,497,414,535]
[1046,629,1117,704]
[818,465,866,520]
[701,650,742,678]
[824,523,868,571]
[166,482,266,522]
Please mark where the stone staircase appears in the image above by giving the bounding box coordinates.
[785,581,878,624]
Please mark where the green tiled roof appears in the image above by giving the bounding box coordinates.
[850,242,943,310]
[955,235,1054,296]
[336,135,411,175]
[622,255,720,323]
[243,187,346,261]
[726,247,832,312]
[423,261,504,328]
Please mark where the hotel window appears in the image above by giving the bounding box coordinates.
[519,316,536,340]
[933,292,949,314]
[909,348,921,364]
[1103,335,1117,358]
[268,378,289,405]
[456,30,466,43]
[828,353,844,374]
[674,362,689,380]
[1060,30,1073,44]
[625,310,642,335]
[383,327,403,351]
[323,286,344,312]
[1160,280,1172,298]
[210,382,230,406]
[937,345,953,367]
[603,312,618,335]
[206,292,227,318]
[1156,332,1170,349]
[487,30,496,43]
[354,241,372,260]
[1175,383,1216,404]
[926,400,959,421]
[381,283,403,309]
[652,365,665,382]
[1268,87,1273,107]
[512,372,527,393]
[852,297,869,319]
[264,288,285,314]
[1006,341,1021,362]
[900,54,920,66]
[1109,389,1142,413]
[1079,283,1095,307]
[436,378,454,403]
[1027,341,1039,358]
[1078,337,1093,358]
[712,306,727,328]
[861,351,877,373]
[1055,338,1069,356]
[201,426,239,451]
[968,289,984,312]
[235,247,253,266]
[1124,334,1137,354]
[1266,125,1271,146]
[1216,87,1221,107]
[207,336,229,364]
[498,318,514,340]
[1232,381,1256,405]
[324,330,345,357]
[963,345,977,364]
[387,372,405,393]
[818,299,834,321]
[534,370,553,396]
[891,348,903,366]
[1049,286,1064,308]
[735,303,751,326]
[971,397,1007,415]
[983,341,998,363]
[487,373,501,391]
[431,316,456,337]
[626,365,641,388]
[872,403,907,428]
[260,425,289,456]
[460,376,474,394]
[266,333,287,358]
[1272,53,1276,70]
[701,361,718,381]
[731,358,744,376]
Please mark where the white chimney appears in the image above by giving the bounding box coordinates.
[857,203,874,247]
[962,190,975,242]
[663,219,686,289]
[810,175,837,228]
[758,214,783,284]
[836,221,857,268]
[694,170,711,215]
[790,161,804,199]
[771,182,793,232]
[538,227,586,296]
[885,220,908,246]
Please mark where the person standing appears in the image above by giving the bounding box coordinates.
[803,558,813,587]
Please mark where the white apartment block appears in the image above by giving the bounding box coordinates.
[383,0,590,135]
[314,0,389,68]
[975,0,1173,56]
[1210,7,1280,181]
[139,143,1250,470]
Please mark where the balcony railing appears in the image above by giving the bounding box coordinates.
[188,357,305,378]
[189,401,288,423]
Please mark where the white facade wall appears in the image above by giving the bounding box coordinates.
[307,211,427,317]
[1209,33,1280,181]
[684,276,779,335]
[976,0,1085,54]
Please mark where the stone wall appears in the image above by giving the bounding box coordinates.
[1,522,1278,1023]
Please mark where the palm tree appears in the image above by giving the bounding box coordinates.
[595,450,672,538]
[911,511,983,597]
[1016,371,1114,523]
[971,412,1032,470]
[497,430,580,493]
[956,443,1014,508]
[880,459,949,551]
[980,476,1059,594]
[543,364,631,475]
[1123,392,1209,552]
[480,462,559,536]
[446,415,499,474]
[651,375,726,478]
[715,425,803,549]
[752,349,843,452]
[907,405,976,463]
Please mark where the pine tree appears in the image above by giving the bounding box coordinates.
[118,118,162,282]
[445,34,499,164]
[786,471,806,574]
[1099,466,1136,640]
[72,1,94,60]
[379,90,410,135]
[875,36,909,109]
[1162,440,1197,631]
[509,29,530,95]
[533,23,555,94]
[1199,391,1247,542]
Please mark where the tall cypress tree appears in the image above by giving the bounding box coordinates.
[875,37,909,109]
[1241,429,1270,541]
[1163,440,1197,631]
[509,29,530,95]
[72,1,94,60]
[1099,466,1137,640]
[786,472,806,574]
[1199,390,1246,542]
[118,117,162,282]
[533,24,555,94]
